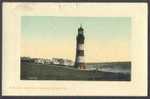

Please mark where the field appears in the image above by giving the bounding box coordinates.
[21,62,131,81]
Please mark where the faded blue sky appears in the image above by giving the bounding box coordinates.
[21,16,131,62]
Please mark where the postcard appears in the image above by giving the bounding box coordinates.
[2,3,148,96]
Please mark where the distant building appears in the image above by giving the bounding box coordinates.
[52,58,74,66]
[52,58,62,65]
[44,59,52,64]
[34,58,45,64]
[64,59,74,66]
[21,57,34,63]
[21,57,73,66]
[33,58,51,64]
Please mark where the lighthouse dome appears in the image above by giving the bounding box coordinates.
[78,26,84,31]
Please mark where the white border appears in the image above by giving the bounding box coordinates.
[2,3,148,96]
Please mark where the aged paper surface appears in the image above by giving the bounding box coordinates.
[2,3,147,96]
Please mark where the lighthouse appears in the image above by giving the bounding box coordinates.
[75,25,86,69]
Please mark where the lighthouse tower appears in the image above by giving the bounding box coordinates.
[75,25,86,69]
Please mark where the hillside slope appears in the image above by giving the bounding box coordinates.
[21,63,130,81]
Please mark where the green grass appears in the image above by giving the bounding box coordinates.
[21,62,130,81]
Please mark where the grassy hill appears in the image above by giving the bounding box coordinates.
[21,62,130,81]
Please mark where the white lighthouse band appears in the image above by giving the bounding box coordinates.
[77,56,85,63]
[77,44,84,50]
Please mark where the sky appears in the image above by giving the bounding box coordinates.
[21,16,131,62]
